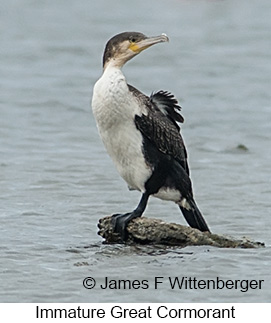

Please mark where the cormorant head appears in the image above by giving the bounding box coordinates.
[102,32,169,70]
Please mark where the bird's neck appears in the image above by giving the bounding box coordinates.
[100,63,128,92]
[96,63,128,104]
[103,58,125,71]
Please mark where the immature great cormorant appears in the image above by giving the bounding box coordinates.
[92,32,210,241]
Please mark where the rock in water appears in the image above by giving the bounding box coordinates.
[97,216,264,248]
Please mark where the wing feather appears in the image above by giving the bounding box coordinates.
[129,85,189,175]
[150,90,184,125]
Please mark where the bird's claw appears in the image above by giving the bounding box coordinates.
[111,212,133,242]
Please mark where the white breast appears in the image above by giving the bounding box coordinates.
[92,67,152,192]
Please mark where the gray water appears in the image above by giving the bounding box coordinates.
[1,0,270,303]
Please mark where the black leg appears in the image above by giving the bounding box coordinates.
[111,192,149,241]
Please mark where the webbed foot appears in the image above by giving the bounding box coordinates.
[110,193,150,242]
[111,212,138,242]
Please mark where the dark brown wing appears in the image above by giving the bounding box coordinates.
[129,85,189,175]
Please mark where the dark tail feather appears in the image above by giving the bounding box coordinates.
[179,199,210,232]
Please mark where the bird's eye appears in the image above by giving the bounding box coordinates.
[129,37,136,43]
